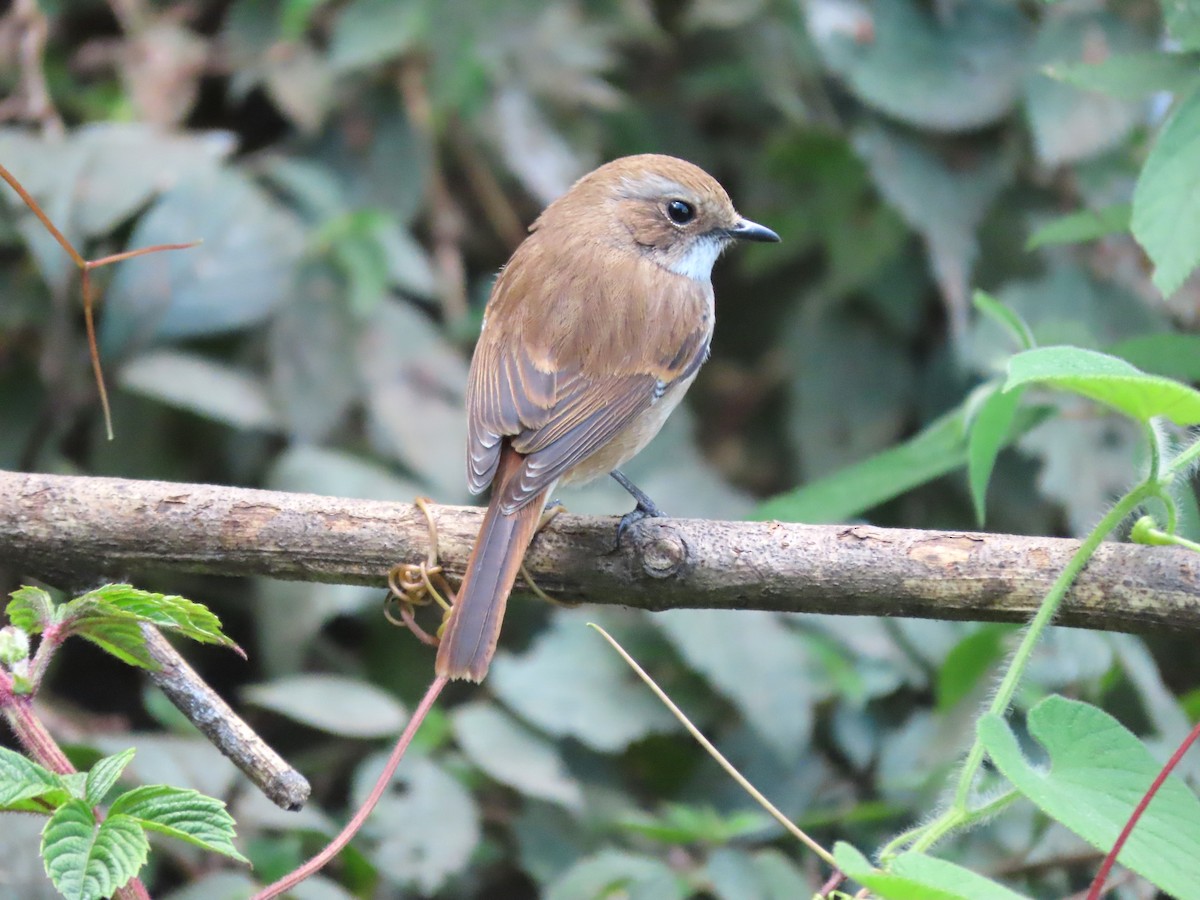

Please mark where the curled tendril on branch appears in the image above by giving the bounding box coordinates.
[384,498,573,648]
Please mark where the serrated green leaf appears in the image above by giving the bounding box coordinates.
[979,696,1200,900]
[1026,204,1131,250]
[1132,86,1200,296]
[0,624,30,664]
[77,621,157,670]
[835,842,1031,900]
[7,586,57,633]
[1045,51,1200,99]
[84,749,136,807]
[60,773,88,801]
[109,784,247,863]
[972,291,1034,351]
[1004,346,1200,425]
[60,585,240,655]
[0,745,65,807]
[968,384,1026,525]
[41,800,149,900]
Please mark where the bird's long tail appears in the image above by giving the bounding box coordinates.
[435,450,549,682]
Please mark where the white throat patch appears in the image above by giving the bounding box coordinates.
[666,235,726,282]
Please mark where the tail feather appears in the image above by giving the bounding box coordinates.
[436,454,548,681]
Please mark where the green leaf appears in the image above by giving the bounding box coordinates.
[719,848,809,900]
[60,585,240,655]
[77,620,158,670]
[758,402,1048,523]
[102,167,305,354]
[490,610,677,752]
[1166,3,1200,50]
[936,625,1014,712]
[0,624,30,664]
[808,0,1024,132]
[1045,51,1200,99]
[84,749,135,807]
[1109,333,1200,383]
[0,745,66,807]
[758,409,962,522]
[620,804,768,845]
[1026,204,1131,250]
[655,609,818,763]
[119,350,282,432]
[451,702,582,809]
[108,784,248,863]
[7,585,57,633]
[545,849,688,900]
[1023,13,1146,166]
[787,306,914,480]
[853,123,1012,333]
[60,773,89,801]
[972,291,1034,351]
[979,696,1200,900]
[329,0,427,71]
[968,384,1026,525]
[1132,87,1200,296]
[281,0,329,39]
[41,800,149,900]
[354,755,479,892]
[1004,346,1200,425]
[242,674,406,738]
[359,299,470,499]
[834,842,1031,900]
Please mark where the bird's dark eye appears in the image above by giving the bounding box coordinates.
[666,199,695,225]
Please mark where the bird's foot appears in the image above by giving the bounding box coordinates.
[611,470,667,548]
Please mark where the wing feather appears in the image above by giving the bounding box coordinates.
[465,235,712,509]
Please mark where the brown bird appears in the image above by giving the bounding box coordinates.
[436,154,779,681]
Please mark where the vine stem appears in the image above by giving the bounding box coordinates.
[251,675,448,900]
[894,484,1154,856]
[589,623,839,870]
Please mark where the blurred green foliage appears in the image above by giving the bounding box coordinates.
[3,0,1200,897]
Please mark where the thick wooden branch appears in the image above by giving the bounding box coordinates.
[1,470,1198,633]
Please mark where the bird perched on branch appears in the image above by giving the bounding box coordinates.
[436,153,779,681]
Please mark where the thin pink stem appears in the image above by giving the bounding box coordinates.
[1086,717,1200,900]
[252,675,449,899]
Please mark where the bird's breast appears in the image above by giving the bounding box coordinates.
[558,369,700,486]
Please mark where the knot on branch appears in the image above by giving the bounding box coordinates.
[634,522,689,579]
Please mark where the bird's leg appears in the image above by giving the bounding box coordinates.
[611,469,666,547]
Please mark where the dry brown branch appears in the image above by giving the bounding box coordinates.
[139,625,310,810]
[1,470,1198,634]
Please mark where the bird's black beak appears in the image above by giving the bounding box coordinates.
[729,217,780,243]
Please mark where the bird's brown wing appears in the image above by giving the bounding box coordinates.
[467,319,710,516]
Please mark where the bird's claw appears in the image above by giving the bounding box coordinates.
[615,498,667,549]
